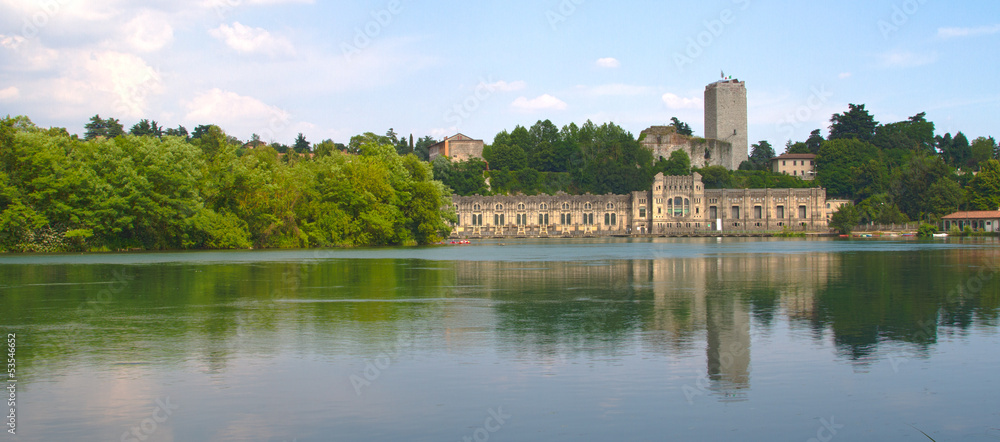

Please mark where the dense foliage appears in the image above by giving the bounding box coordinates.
[0,116,453,252]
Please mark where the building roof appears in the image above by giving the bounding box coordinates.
[942,211,1000,220]
[772,153,817,161]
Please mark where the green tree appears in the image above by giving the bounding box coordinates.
[655,149,692,176]
[414,136,436,161]
[816,138,881,198]
[293,133,311,153]
[829,204,859,234]
[829,104,878,142]
[970,136,997,168]
[965,159,1000,210]
[484,141,527,171]
[805,129,824,154]
[747,140,775,170]
[670,117,693,136]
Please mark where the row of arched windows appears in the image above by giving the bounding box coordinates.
[466,202,616,212]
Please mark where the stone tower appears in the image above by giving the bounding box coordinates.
[704,80,748,170]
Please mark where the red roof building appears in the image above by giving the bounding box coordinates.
[941,211,1000,232]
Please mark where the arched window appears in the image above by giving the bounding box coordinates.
[585,202,593,210]
[473,204,481,211]
[606,203,614,210]
[518,203,525,210]
[540,203,548,211]
[496,204,504,211]
[562,203,570,210]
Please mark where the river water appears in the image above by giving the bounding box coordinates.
[2,238,999,441]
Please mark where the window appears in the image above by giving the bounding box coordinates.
[611,214,617,225]
[539,213,549,225]
[473,204,481,211]
[494,214,499,225]
[640,208,646,218]
[782,160,786,166]
[605,213,610,225]
[799,205,807,219]
[709,206,718,220]
[607,203,615,210]
[496,204,503,211]
[562,203,570,210]
[776,206,785,219]
[732,206,741,220]
[585,203,593,210]
[518,203,525,210]
[540,203,548,210]
[754,206,762,219]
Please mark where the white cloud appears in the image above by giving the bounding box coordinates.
[485,80,526,92]
[839,72,852,79]
[430,127,458,139]
[0,86,19,101]
[662,93,702,110]
[209,22,295,57]
[184,89,291,138]
[879,51,938,68]
[596,57,620,68]
[123,10,174,52]
[938,24,1000,39]
[511,94,568,112]
[581,84,653,96]
[0,34,26,50]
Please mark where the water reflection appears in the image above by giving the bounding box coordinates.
[2,242,999,408]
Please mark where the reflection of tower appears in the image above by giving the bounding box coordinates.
[705,293,750,400]
[705,80,748,170]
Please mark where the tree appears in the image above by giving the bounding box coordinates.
[806,129,824,154]
[670,117,693,136]
[484,142,527,171]
[84,115,124,140]
[655,149,691,176]
[829,104,878,142]
[414,136,436,161]
[747,140,775,171]
[314,139,337,157]
[815,138,881,198]
[129,119,162,138]
[970,137,997,168]
[829,204,859,234]
[965,159,1000,210]
[293,133,311,153]
[165,125,188,139]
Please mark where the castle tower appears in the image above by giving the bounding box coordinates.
[705,79,748,170]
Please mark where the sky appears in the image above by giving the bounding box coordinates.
[0,0,998,154]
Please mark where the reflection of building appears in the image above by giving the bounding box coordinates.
[771,153,817,180]
[451,173,829,238]
[428,134,484,162]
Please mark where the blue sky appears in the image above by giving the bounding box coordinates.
[1,0,998,154]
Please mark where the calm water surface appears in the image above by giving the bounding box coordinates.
[2,238,999,441]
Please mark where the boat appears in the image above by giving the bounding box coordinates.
[932,233,949,238]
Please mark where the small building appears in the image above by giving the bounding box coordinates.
[771,153,817,180]
[428,134,485,162]
[941,211,1000,232]
[824,199,852,222]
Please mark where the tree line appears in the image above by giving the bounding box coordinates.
[0,116,453,252]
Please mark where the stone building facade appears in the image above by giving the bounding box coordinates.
[428,134,485,162]
[771,153,817,180]
[640,126,739,169]
[449,173,829,238]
